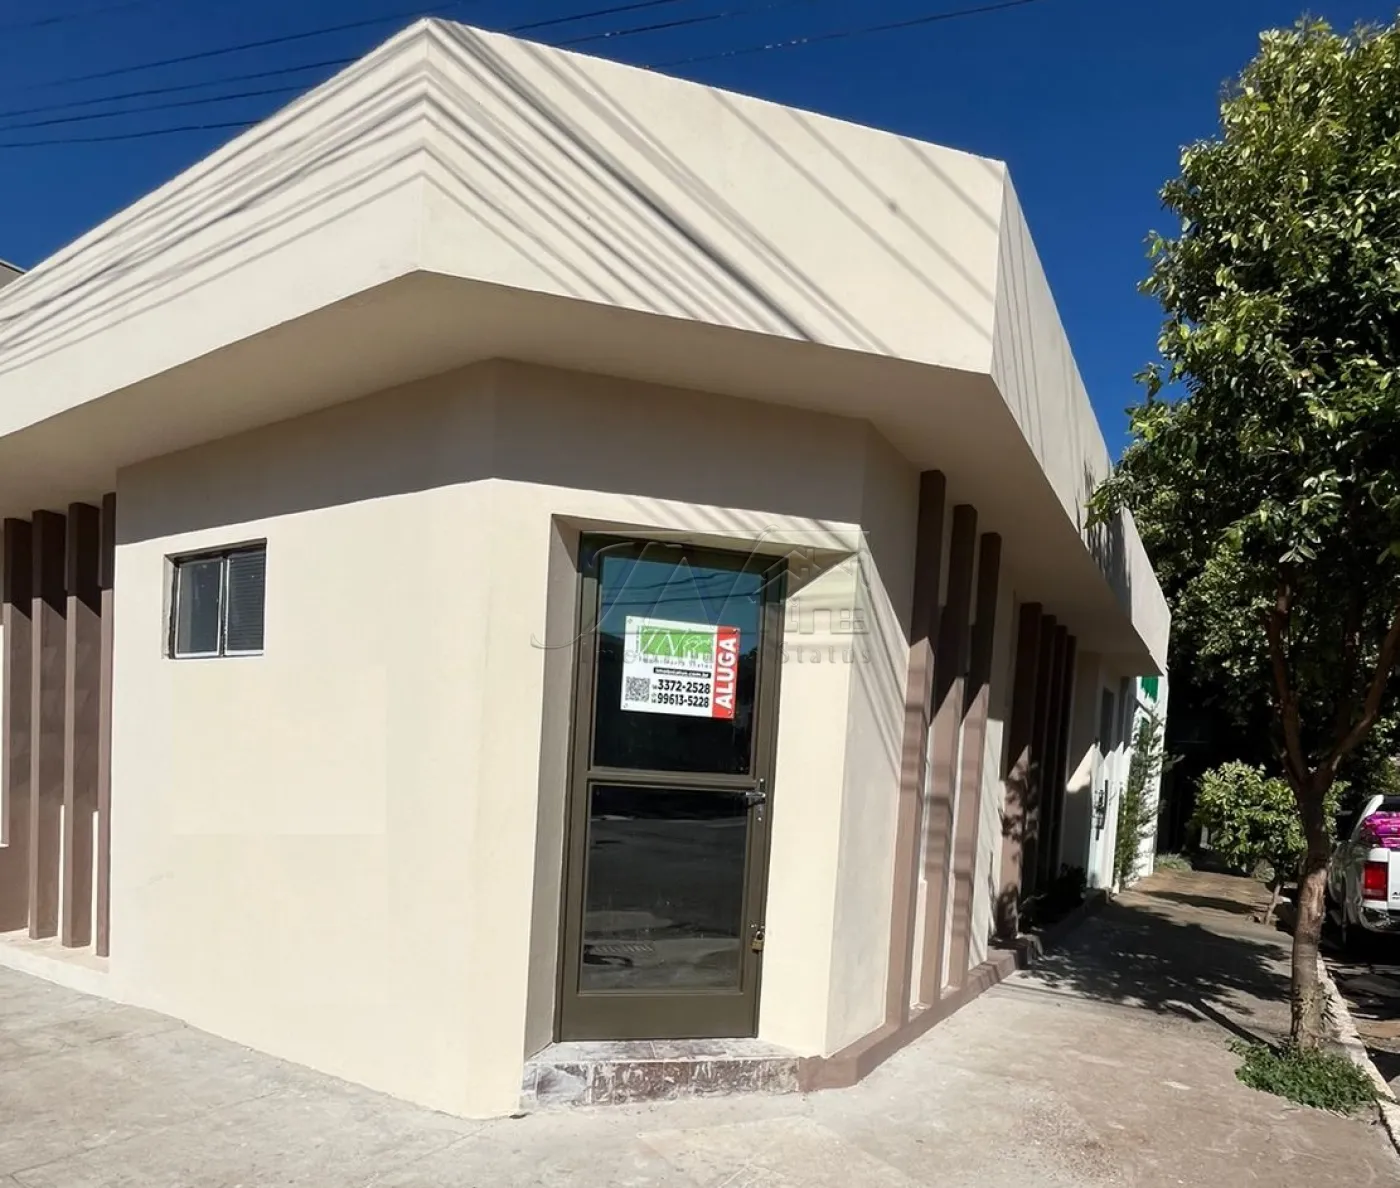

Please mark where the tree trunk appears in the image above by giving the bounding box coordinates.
[1258,874,1282,927]
[1290,783,1333,1049]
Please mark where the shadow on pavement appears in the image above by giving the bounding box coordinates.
[1372,1048,1400,1084]
[1139,890,1262,918]
[1325,941,1400,1092]
[1016,894,1288,1046]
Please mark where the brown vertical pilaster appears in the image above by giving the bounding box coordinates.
[95,494,115,958]
[885,471,946,1025]
[1033,626,1069,892]
[62,504,100,949]
[1040,634,1078,888]
[1019,616,1059,901]
[997,603,1042,938]
[0,519,34,930]
[918,503,977,1007]
[28,510,66,940]
[946,533,1001,986]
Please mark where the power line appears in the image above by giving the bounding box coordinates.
[510,0,696,35]
[650,0,1048,67]
[0,0,169,34]
[0,0,1051,148]
[0,83,308,134]
[0,0,704,134]
[0,58,356,124]
[0,0,695,124]
[4,1,469,95]
[557,0,818,48]
[0,120,252,148]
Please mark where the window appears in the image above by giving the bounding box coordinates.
[169,544,266,658]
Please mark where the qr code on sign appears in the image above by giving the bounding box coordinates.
[625,677,651,702]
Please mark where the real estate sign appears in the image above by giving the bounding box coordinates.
[620,615,738,720]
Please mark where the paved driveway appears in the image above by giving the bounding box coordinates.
[1,872,1396,1186]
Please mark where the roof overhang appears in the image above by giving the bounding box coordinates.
[0,19,1167,671]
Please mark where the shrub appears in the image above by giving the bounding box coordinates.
[1155,852,1193,872]
[1231,1041,1376,1113]
[1192,762,1343,922]
[1114,710,1166,886]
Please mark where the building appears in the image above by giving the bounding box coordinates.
[0,260,21,289]
[0,20,1168,1119]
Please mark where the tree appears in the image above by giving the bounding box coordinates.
[1091,18,1400,1048]
[1193,762,1342,925]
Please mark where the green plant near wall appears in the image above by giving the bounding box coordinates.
[1115,710,1168,886]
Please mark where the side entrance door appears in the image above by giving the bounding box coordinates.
[558,536,785,1041]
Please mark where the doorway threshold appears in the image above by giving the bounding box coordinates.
[520,1039,800,1110]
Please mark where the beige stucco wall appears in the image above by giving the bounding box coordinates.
[822,433,917,1051]
[990,181,1169,670]
[969,580,1018,968]
[107,359,929,1117]
[1059,651,1106,881]
[110,378,500,1113]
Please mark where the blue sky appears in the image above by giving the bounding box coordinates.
[0,0,1394,450]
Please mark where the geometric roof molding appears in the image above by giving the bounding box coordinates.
[0,20,1166,668]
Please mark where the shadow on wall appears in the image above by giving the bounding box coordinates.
[1010,894,1288,1046]
[0,66,427,369]
[112,360,872,553]
[114,359,920,809]
[1080,459,1132,628]
[995,761,1036,938]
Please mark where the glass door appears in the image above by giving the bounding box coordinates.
[558,537,786,1041]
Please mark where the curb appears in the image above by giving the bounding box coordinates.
[1317,953,1400,1157]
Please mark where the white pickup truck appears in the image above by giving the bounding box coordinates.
[1327,794,1400,951]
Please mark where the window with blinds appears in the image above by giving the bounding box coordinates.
[169,543,266,658]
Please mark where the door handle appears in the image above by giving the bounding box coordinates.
[739,778,767,808]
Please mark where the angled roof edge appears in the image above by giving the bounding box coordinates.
[0,20,1166,666]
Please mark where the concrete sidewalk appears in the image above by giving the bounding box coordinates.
[2,871,1397,1187]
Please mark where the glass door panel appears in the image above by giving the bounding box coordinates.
[559,538,785,1041]
[580,784,748,992]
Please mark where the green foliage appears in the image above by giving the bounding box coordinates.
[1370,755,1400,798]
[1230,1041,1377,1113]
[1154,852,1194,872]
[1091,18,1400,792]
[1193,762,1343,877]
[1192,766,1344,878]
[1341,736,1400,811]
[1115,711,1168,885]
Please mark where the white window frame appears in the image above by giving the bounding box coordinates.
[168,542,266,660]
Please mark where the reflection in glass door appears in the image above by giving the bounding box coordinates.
[558,538,785,1041]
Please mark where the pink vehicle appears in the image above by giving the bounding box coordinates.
[1327,796,1400,950]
